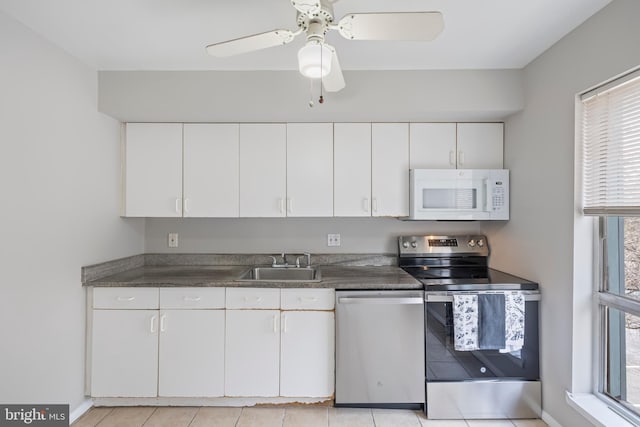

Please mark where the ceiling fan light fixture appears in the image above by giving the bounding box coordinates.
[297,41,332,78]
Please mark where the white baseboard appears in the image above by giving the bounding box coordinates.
[541,410,563,427]
[70,399,93,424]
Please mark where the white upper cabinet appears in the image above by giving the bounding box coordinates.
[456,123,504,169]
[239,124,287,217]
[409,122,503,169]
[410,123,457,169]
[124,123,183,217]
[371,123,409,217]
[183,124,239,217]
[334,123,372,217]
[286,123,334,217]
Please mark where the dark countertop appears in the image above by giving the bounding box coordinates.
[86,265,422,290]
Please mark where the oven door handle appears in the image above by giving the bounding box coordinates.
[425,292,540,302]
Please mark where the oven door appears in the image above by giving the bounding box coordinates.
[424,292,540,381]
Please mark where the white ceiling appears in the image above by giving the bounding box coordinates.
[0,0,611,71]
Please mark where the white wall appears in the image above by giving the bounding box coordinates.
[98,69,523,123]
[145,218,480,254]
[0,12,144,413]
[483,0,640,425]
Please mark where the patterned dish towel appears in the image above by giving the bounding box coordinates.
[502,291,525,353]
[453,294,479,351]
[453,291,526,353]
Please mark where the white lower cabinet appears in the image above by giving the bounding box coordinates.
[158,309,225,397]
[91,287,225,398]
[91,309,159,397]
[91,286,335,400]
[225,309,281,397]
[280,311,334,397]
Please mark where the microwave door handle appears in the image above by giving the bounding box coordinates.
[484,179,491,211]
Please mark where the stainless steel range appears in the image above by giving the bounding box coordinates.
[399,235,541,420]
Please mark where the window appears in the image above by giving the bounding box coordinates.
[582,69,640,423]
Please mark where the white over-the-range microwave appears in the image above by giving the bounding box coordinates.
[409,169,509,220]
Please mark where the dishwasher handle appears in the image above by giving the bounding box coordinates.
[338,296,424,305]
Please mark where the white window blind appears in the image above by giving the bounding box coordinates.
[582,71,640,216]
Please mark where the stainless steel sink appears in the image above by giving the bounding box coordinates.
[236,267,321,282]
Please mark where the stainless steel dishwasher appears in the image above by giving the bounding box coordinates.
[335,290,425,409]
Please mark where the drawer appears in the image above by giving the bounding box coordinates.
[226,288,280,309]
[160,287,225,309]
[93,287,159,309]
[281,288,335,310]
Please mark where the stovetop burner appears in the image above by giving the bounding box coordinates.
[398,234,539,292]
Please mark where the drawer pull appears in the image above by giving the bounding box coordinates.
[183,296,202,302]
[297,296,319,302]
[244,296,263,303]
[116,296,135,302]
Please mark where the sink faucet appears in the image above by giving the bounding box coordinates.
[295,252,312,268]
[269,253,289,268]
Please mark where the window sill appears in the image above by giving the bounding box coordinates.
[566,391,635,427]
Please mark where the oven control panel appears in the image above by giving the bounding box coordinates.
[398,235,489,256]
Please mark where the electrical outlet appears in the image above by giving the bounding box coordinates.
[168,233,179,248]
[327,233,341,247]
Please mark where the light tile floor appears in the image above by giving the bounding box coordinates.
[73,406,549,427]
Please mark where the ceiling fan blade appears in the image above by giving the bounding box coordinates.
[337,12,443,41]
[322,46,345,92]
[206,29,296,57]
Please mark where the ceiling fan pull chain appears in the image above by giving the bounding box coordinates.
[308,77,315,108]
[319,44,325,104]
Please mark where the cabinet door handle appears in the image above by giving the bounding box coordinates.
[449,150,456,166]
[282,314,288,333]
[160,314,166,332]
[175,198,181,214]
[363,197,369,213]
[273,314,278,333]
[150,315,157,334]
[116,296,135,302]
[184,198,191,213]
[372,197,378,213]
[286,197,293,214]
[183,296,201,302]
[458,150,465,166]
[279,198,285,214]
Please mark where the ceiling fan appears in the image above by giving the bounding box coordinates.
[205,0,444,93]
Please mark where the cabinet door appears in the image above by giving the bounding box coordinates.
[91,310,158,397]
[409,123,456,169]
[124,123,183,217]
[225,310,280,397]
[183,124,239,217]
[280,311,335,397]
[239,124,287,217]
[371,123,409,217]
[456,123,504,169]
[286,123,333,217]
[334,123,372,217]
[158,309,225,397]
